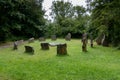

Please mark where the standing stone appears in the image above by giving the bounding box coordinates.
[28,37,34,43]
[13,41,18,50]
[82,33,88,52]
[96,34,104,45]
[39,37,45,41]
[82,38,87,52]
[57,43,67,55]
[65,33,71,41]
[24,46,34,54]
[17,40,24,45]
[101,35,109,47]
[41,43,49,50]
[17,40,24,44]
[51,35,57,41]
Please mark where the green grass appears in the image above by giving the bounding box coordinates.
[0,39,120,80]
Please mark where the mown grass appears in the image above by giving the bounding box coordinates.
[0,39,120,80]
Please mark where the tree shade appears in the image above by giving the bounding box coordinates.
[86,0,120,46]
[0,0,45,42]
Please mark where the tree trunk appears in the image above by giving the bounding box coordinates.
[39,37,45,41]
[57,43,67,55]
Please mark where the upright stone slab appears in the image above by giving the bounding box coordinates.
[39,37,45,41]
[51,35,56,41]
[96,34,104,45]
[13,41,18,50]
[28,37,34,43]
[24,46,34,54]
[57,43,67,55]
[82,33,88,52]
[82,38,87,52]
[41,43,49,50]
[102,35,109,47]
[65,33,71,41]
[17,40,24,45]
[82,33,88,43]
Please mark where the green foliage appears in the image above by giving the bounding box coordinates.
[0,0,45,42]
[44,21,61,37]
[51,1,74,20]
[49,1,88,37]
[0,39,120,80]
[86,0,120,46]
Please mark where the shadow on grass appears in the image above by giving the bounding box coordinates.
[81,51,89,54]
[24,52,34,55]
[91,46,97,49]
[56,54,69,57]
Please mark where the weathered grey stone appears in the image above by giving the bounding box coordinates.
[82,38,87,52]
[51,35,56,41]
[96,34,104,45]
[28,38,34,43]
[49,42,60,47]
[39,37,45,41]
[13,41,18,50]
[82,33,88,52]
[17,40,24,45]
[24,46,34,54]
[101,35,109,47]
[65,33,71,41]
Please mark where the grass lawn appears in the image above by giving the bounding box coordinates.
[0,39,120,80]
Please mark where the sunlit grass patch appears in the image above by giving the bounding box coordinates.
[0,39,120,80]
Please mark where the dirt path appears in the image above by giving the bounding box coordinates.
[0,42,13,49]
[0,40,27,49]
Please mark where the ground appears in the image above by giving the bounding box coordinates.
[0,39,120,80]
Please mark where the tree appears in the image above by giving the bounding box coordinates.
[86,0,120,46]
[50,1,74,36]
[49,0,88,37]
[0,0,45,42]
